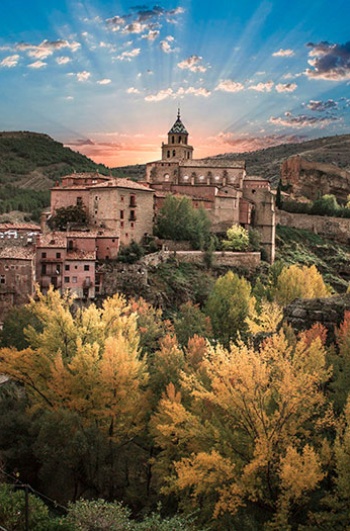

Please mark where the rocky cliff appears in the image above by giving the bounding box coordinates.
[281,155,350,203]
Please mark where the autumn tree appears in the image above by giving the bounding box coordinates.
[273,264,331,306]
[174,301,212,347]
[205,271,252,346]
[222,224,249,251]
[151,325,333,528]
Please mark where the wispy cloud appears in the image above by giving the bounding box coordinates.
[160,35,176,53]
[305,41,350,80]
[16,39,80,59]
[275,82,297,93]
[142,30,160,41]
[127,87,141,94]
[177,55,207,72]
[218,131,306,151]
[307,99,338,111]
[97,78,111,85]
[145,85,211,102]
[249,81,274,92]
[272,48,295,57]
[0,54,19,67]
[215,79,244,92]
[269,111,340,128]
[56,56,71,65]
[77,71,91,82]
[28,60,46,69]
[116,48,140,61]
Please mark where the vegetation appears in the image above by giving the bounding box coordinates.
[48,204,88,230]
[154,195,211,250]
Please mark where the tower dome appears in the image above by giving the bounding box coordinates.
[161,109,193,161]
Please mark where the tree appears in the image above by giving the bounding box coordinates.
[65,498,133,531]
[222,224,249,251]
[310,194,340,216]
[174,302,212,347]
[205,271,252,346]
[150,326,333,528]
[273,264,331,306]
[154,195,211,249]
[48,204,87,230]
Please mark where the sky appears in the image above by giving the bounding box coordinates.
[1,0,350,167]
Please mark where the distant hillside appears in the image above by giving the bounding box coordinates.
[0,131,110,190]
[111,134,350,187]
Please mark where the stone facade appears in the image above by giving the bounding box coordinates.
[145,112,275,262]
[277,210,350,245]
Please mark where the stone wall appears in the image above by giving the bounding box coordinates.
[277,210,350,244]
[143,250,261,269]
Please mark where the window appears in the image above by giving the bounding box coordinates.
[121,196,124,202]
[56,265,61,274]
[56,252,61,259]
[121,221,124,228]
[164,173,170,181]
[129,210,136,221]
[131,222,134,228]
[65,264,70,271]
[84,265,90,271]
[68,240,73,251]
[41,264,47,275]
[0,275,5,284]
[41,252,46,258]
[120,210,124,219]
[172,135,174,144]
[64,276,70,283]
[167,150,170,158]
[172,150,176,157]
[76,197,83,206]
[72,276,77,283]
[129,195,136,207]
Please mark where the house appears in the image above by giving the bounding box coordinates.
[145,110,275,262]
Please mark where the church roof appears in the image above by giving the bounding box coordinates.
[168,110,188,135]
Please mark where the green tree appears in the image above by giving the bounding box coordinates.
[154,195,211,249]
[222,224,249,251]
[205,271,252,346]
[48,204,87,230]
[310,194,340,216]
[174,302,212,347]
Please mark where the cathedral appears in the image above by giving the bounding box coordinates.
[146,111,276,262]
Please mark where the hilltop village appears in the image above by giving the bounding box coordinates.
[0,112,275,324]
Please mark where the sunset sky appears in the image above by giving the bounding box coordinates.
[1,0,349,167]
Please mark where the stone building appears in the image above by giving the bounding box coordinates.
[0,245,36,324]
[146,111,275,262]
[50,174,154,246]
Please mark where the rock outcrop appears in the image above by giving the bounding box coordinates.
[281,156,350,203]
[284,293,350,342]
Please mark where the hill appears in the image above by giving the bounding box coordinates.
[0,131,110,190]
[111,133,350,186]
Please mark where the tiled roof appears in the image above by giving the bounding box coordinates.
[0,246,35,260]
[0,223,40,231]
[66,250,96,260]
[168,112,189,135]
[180,159,246,169]
[37,233,67,247]
[92,178,154,192]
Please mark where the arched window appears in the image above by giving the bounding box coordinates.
[172,136,175,144]
[164,173,170,181]
[172,150,176,157]
[178,136,181,143]
[167,150,170,158]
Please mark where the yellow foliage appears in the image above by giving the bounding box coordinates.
[274,264,331,306]
[246,298,283,335]
[279,445,324,500]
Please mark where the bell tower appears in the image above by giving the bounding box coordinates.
[161,109,194,161]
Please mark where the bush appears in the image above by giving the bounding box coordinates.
[222,224,249,251]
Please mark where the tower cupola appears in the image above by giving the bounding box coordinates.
[161,109,193,161]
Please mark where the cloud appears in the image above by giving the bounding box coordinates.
[127,87,141,94]
[145,88,174,102]
[306,41,350,80]
[160,36,176,53]
[177,55,207,72]
[178,86,211,97]
[56,56,71,65]
[116,48,140,61]
[269,111,339,128]
[0,54,19,67]
[16,39,80,59]
[215,79,244,93]
[218,132,307,151]
[272,48,295,57]
[106,6,184,36]
[97,78,111,85]
[77,70,91,82]
[28,60,47,69]
[307,99,338,111]
[67,138,95,146]
[275,82,297,93]
[249,81,274,92]
[142,30,160,41]
[145,85,211,101]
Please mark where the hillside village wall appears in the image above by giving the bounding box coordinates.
[277,210,350,244]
